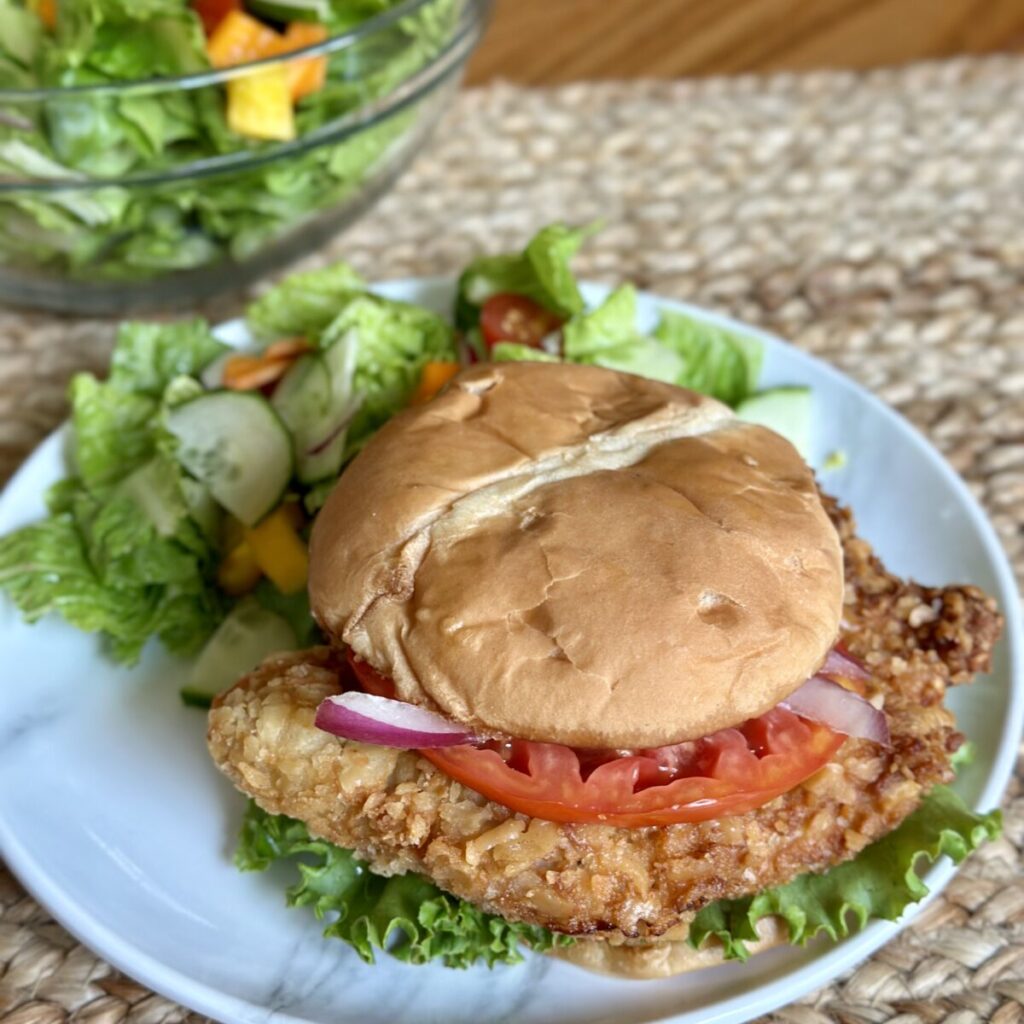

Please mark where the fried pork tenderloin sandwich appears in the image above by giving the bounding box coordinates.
[208,361,1002,977]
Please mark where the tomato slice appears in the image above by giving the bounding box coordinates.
[479,294,563,350]
[347,653,845,827]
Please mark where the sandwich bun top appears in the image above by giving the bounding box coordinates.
[308,361,843,749]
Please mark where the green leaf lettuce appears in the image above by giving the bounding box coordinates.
[235,801,571,968]
[689,784,1001,961]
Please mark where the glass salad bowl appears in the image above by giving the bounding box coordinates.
[0,0,490,314]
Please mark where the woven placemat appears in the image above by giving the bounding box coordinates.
[1,56,1023,1024]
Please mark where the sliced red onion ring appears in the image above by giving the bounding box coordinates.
[315,691,479,748]
[780,676,890,747]
[819,646,871,683]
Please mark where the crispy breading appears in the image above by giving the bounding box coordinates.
[207,498,1001,938]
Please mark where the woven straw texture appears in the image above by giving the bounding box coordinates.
[1,57,1023,1024]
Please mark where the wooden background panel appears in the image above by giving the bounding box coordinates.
[466,0,1024,84]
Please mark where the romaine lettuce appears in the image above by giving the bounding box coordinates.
[246,262,367,341]
[654,309,763,408]
[318,292,456,452]
[0,319,227,663]
[455,223,593,329]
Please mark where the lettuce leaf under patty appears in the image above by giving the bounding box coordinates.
[235,801,572,968]
[689,783,1001,961]
[234,784,998,971]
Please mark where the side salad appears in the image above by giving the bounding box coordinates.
[0,0,462,283]
[0,224,997,969]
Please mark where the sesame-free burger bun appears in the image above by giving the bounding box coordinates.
[308,362,843,749]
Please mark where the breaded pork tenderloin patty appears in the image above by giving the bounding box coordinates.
[208,497,1000,940]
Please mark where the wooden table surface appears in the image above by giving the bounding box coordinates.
[467,0,1024,84]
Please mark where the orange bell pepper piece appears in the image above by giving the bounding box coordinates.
[271,23,329,101]
[206,10,280,68]
[411,361,461,405]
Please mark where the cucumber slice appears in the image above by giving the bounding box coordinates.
[182,598,297,707]
[305,335,361,481]
[166,391,294,526]
[271,353,334,484]
[245,0,329,22]
[272,335,361,485]
[735,386,812,459]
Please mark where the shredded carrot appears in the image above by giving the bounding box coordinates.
[222,339,310,391]
[411,361,462,404]
[222,353,293,391]
[34,0,57,29]
[264,337,312,360]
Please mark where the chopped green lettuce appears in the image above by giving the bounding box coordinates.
[689,784,1001,961]
[69,375,161,492]
[0,455,223,662]
[654,309,763,407]
[236,801,571,967]
[563,284,686,385]
[455,223,593,328]
[0,318,227,663]
[247,263,367,342]
[319,292,457,452]
[109,319,226,396]
[467,229,762,404]
[490,342,559,363]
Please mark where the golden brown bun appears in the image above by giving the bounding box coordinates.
[309,362,843,748]
[549,918,787,978]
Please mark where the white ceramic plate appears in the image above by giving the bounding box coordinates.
[0,280,1020,1024]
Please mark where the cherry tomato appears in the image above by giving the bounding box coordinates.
[347,654,845,827]
[192,0,241,35]
[479,294,563,350]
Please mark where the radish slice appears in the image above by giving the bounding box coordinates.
[315,691,479,748]
[780,676,890,747]
[819,646,871,682]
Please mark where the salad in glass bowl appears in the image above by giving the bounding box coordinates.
[0,0,489,313]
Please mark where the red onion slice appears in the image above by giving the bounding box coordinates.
[315,691,479,748]
[819,646,871,683]
[307,410,356,456]
[780,676,890,747]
